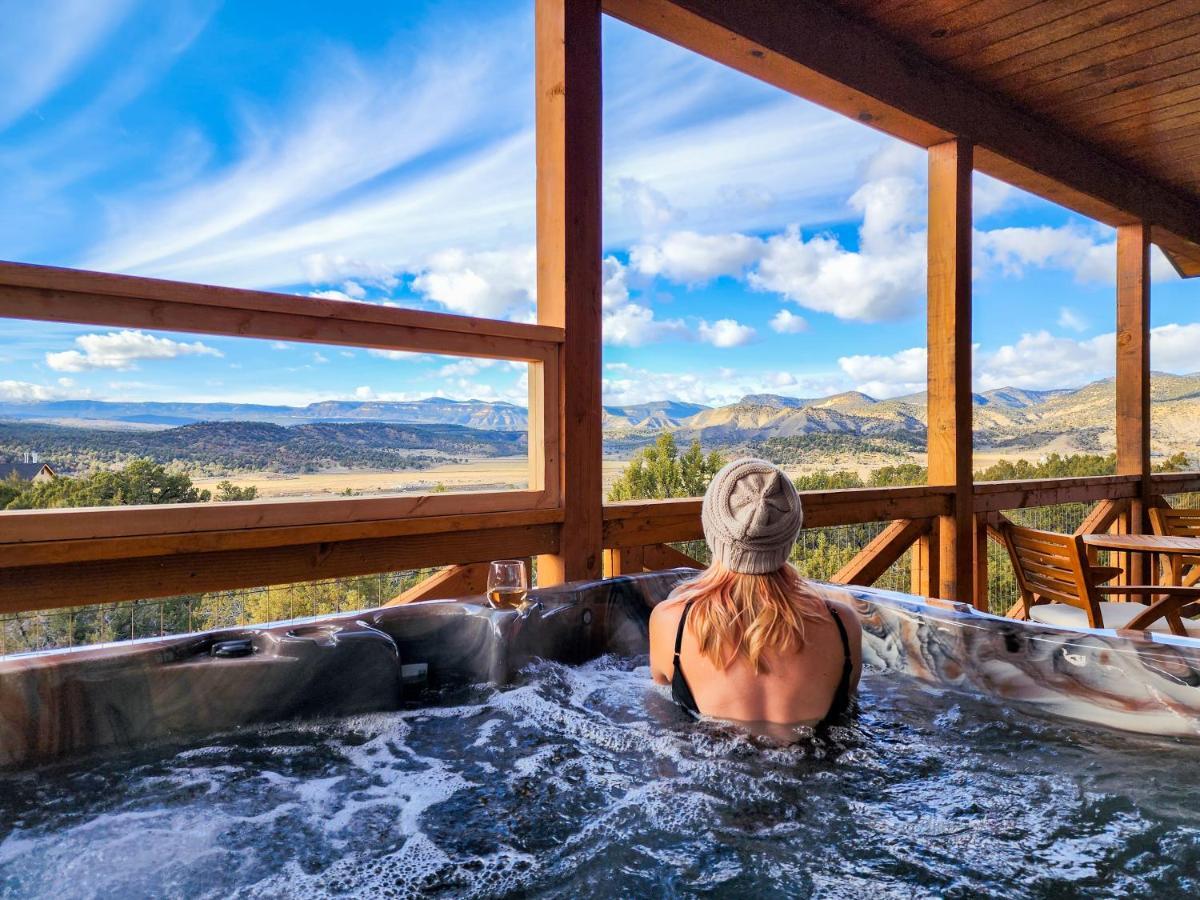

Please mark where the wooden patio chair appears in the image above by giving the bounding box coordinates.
[1000,523,1200,637]
[1149,506,1200,587]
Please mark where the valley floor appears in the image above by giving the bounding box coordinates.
[192,457,631,500]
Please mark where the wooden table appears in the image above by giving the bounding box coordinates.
[1081,533,1200,585]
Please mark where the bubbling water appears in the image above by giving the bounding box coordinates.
[1,657,1199,898]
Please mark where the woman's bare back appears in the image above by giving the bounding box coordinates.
[649,585,862,727]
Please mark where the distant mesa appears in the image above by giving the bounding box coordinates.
[4,373,1200,457]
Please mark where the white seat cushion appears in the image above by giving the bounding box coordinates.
[1029,601,1200,636]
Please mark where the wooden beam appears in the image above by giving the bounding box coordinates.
[0,508,563,569]
[642,542,704,571]
[972,514,990,612]
[927,138,974,602]
[0,263,561,363]
[0,490,555,546]
[601,0,1200,275]
[831,518,928,587]
[602,486,953,547]
[535,0,604,584]
[1116,222,1153,583]
[385,563,492,606]
[972,475,1141,513]
[1,524,560,613]
[910,532,939,597]
[603,545,645,577]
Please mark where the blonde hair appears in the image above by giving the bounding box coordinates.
[670,561,826,674]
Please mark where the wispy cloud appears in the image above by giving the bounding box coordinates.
[0,0,137,132]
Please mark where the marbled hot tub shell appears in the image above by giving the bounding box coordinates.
[3,571,1200,770]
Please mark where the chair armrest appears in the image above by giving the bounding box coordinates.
[1094,585,1200,597]
[1126,594,1195,636]
[1087,565,1123,585]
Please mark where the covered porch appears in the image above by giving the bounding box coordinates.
[4,0,1200,629]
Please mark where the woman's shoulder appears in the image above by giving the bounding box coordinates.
[800,582,862,640]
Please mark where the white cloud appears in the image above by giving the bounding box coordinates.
[978,226,1179,285]
[0,380,70,402]
[749,173,928,322]
[438,358,497,378]
[308,289,356,302]
[1149,323,1200,373]
[354,385,375,400]
[602,364,845,407]
[1057,307,1088,332]
[342,280,366,299]
[976,330,1111,391]
[603,303,690,347]
[698,318,757,348]
[368,349,427,362]
[838,347,927,398]
[45,330,223,372]
[412,246,535,321]
[600,255,690,346]
[631,231,764,284]
[769,309,808,334]
[613,177,679,232]
[271,341,290,351]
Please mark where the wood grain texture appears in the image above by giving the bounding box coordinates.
[0,490,556,546]
[1117,222,1151,580]
[1,524,560,613]
[535,0,604,584]
[0,263,562,361]
[927,139,974,601]
[831,518,928,587]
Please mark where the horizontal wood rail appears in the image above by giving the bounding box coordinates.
[972,475,1142,513]
[0,508,563,569]
[602,485,954,547]
[0,490,554,548]
[1,518,560,612]
[0,261,562,362]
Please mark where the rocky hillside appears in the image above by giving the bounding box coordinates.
[670,374,1200,455]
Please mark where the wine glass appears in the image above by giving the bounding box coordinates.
[487,559,528,609]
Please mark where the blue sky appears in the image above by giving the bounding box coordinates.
[3,0,1200,411]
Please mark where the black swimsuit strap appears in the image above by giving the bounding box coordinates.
[825,601,853,718]
[673,601,694,665]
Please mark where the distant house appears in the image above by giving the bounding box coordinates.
[0,462,56,483]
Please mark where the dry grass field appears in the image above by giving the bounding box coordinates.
[193,457,631,500]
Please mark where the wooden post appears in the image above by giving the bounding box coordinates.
[534,0,604,584]
[910,531,939,597]
[926,138,974,601]
[1116,222,1151,584]
[972,514,990,611]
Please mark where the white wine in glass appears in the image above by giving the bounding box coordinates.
[487,559,528,609]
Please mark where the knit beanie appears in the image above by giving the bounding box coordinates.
[701,458,803,574]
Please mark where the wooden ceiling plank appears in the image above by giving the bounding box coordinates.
[854,0,1045,35]
[602,0,1200,256]
[1054,64,1200,122]
[1091,100,1200,142]
[1069,82,1200,128]
[975,0,1193,86]
[1020,30,1200,108]
[920,0,1110,65]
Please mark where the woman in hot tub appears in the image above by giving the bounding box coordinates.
[649,459,862,736]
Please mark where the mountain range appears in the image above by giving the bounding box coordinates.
[4,372,1200,461]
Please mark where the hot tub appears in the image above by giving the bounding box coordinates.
[2,574,1199,896]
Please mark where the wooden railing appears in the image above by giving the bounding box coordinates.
[596,473,1200,615]
[0,260,565,612]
